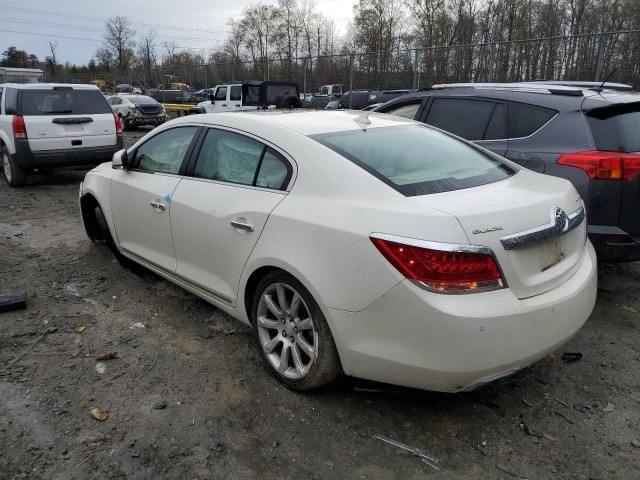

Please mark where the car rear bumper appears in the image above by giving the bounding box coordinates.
[14,137,123,169]
[327,242,597,393]
[588,225,640,262]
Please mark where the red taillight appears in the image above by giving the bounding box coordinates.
[113,113,123,135]
[12,115,27,139]
[370,236,504,293]
[558,150,640,180]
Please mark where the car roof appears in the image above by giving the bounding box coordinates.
[0,83,100,90]
[382,82,640,110]
[171,110,415,136]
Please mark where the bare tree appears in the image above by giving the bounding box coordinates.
[103,16,136,70]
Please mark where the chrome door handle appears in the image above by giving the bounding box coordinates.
[150,201,166,211]
[230,220,254,232]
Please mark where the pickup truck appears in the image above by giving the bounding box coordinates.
[194,81,301,114]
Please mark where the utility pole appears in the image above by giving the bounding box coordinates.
[349,53,354,109]
[594,33,608,82]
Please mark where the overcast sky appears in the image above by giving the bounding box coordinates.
[0,0,357,65]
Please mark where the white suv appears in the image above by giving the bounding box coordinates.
[0,83,123,187]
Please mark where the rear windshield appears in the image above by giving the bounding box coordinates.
[20,88,111,116]
[126,96,157,104]
[314,125,514,196]
[587,103,640,152]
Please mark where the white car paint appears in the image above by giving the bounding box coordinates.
[80,111,597,392]
[196,84,259,114]
[107,94,167,128]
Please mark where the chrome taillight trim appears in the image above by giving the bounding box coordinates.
[500,205,585,251]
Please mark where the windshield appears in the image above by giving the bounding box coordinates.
[314,125,514,196]
[587,103,640,152]
[21,89,111,115]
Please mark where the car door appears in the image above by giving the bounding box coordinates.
[229,85,242,111]
[420,97,508,155]
[111,126,200,271]
[170,127,293,304]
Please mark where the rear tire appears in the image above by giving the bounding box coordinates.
[251,271,342,391]
[1,145,28,187]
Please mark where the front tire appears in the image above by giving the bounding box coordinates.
[252,271,342,390]
[1,145,28,187]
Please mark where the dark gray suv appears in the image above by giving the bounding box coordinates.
[374,83,640,262]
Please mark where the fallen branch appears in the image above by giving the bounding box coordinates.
[1,327,51,373]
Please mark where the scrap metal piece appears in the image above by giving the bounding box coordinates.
[0,292,26,313]
[374,434,440,470]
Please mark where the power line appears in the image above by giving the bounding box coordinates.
[0,5,232,35]
[0,28,218,52]
[0,17,226,43]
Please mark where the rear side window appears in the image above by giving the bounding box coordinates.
[314,125,514,196]
[384,102,421,119]
[587,103,640,152]
[5,87,18,115]
[484,103,506,140]
[425,98,496,140]
[20,89,111,116]
[230,86,241,101]
[507,102,556,138]
[193,129,291,190]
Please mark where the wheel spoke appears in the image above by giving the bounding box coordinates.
[278,343,291,373]
[263,294,282,317]
[276,284,289,312]
[264,335,282,354]
[290,292,302,317]
[257,315,280,331]
[296,318,313,331]
[291,343,305,375]
[296,335,314,357]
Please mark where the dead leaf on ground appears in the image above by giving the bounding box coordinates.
[622,305,638,313]
[95,352,118,361]
[90,407,109,422]
[77,325,86,333]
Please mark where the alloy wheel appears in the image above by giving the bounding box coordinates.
[2,151,12,184]
[256,282,318,380]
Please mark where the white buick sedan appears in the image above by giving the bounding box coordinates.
[79,111,597,392]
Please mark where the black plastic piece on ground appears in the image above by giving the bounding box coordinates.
[0,292,27,313]
[561,352,583,363]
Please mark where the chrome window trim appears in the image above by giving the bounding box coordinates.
[500,205,585,251]
[472,112,559,143]
[370,232,507,293]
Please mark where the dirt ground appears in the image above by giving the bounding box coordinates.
[1,130,639,480]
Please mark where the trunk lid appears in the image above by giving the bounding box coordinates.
[411,170,587,299]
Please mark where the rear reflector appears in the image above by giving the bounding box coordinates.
[12,115,27,139]
[370,235,504,294]
[113,113,123,135]
[557,150,640,180]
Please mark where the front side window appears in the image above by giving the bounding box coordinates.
[193,129,291,190]
[425,98,496,140]
[214,87,227,101]
[133,127,198,174]
[314,125,514,196]
[384,102,421,120]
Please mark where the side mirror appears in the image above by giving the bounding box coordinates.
[208,93,215,102]
[112,149,129,170]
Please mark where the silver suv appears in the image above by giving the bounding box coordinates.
[0,83,123,187]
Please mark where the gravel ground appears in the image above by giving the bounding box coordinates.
[0,129,639,480]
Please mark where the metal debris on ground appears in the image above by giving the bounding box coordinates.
[561,352,583,363]
[374,434,439,470]
[602,402,615,413]
[1,326,52,373]
[0,292,27,313]
[153,401,168,410]
[77,325,86,333]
